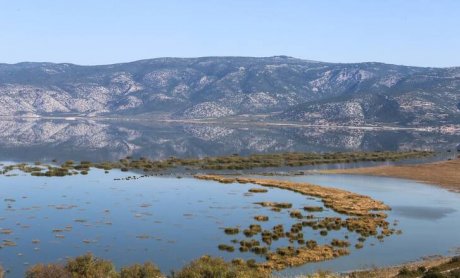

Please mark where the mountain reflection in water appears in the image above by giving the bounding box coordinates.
[0,118,458,163]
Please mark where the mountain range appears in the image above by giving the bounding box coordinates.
[1,56,459,127]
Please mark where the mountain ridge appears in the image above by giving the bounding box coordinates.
[0,56,459,127]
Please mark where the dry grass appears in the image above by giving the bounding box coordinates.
[195,175,390,216]
[322,158,460,192]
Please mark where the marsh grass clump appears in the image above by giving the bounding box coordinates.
[290,223,303,233]
[289,210,303,219]
[254,215,269,222]
[244,224,262,237]
[248,188,268,193]
[288,232,304,242]
[254,202,292,209]
[224,227,240,235]
[303,206,323,212]
[243,229,256,237]
[272,224,285,238]
[240,239,260,249]
[218,244,235,252]
[302,220,316,227]
[275,246,296,257]
[249,224,262,233]
[251,246,268,255]
[306,240,318,249]
[239,246,249,252]
[331,239,350,248]
[0,228,13,235]
[3,239,17,247]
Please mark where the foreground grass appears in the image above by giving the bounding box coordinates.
[14,254,460,278]
[22,254,266,278]
[0,150,433,177]
[343,256,460,278]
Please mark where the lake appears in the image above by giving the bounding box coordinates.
[0,119,459,277]
[1,168,460,277]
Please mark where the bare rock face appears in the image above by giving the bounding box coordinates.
[181,102,235,119]
[0,57,459,126]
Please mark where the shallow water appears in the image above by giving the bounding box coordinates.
[273,174,460,276]
[0,168,343,277]
[1,169,460,277]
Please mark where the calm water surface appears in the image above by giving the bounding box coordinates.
[0,168,459,277]
[0,168,340,277]
[0,119,459,277]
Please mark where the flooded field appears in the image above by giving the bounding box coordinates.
[1,166,459,277]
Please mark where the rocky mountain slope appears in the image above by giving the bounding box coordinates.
[0,56,459,126]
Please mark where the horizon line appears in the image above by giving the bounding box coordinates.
[0,56,458,69]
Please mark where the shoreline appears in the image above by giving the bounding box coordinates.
[0,115,458,133]
[335,255,459,278]
[319,158,460,193]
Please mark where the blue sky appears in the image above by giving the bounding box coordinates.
[0,0,459,67]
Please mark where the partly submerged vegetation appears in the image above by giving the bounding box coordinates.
[195,175,390,216]
[196,175,397,271]
[0,150,433,177]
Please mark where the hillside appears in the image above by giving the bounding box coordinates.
[0,56,459,126]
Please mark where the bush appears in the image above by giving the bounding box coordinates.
[120,262,163,278]
[65,253,118,278]
[421,267,445,278]
[26,264,70,278]
[449,269,460,278]
[172,255,267,278]
[398,266,413,276]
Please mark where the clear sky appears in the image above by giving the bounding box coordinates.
[0,0,459,67]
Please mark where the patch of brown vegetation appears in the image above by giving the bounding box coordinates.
[196,174,393,271]
[323,158,460,192]
[260,245,350,271]
[195,175,390,216]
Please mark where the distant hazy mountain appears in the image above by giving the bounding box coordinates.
[0,56,459,126]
